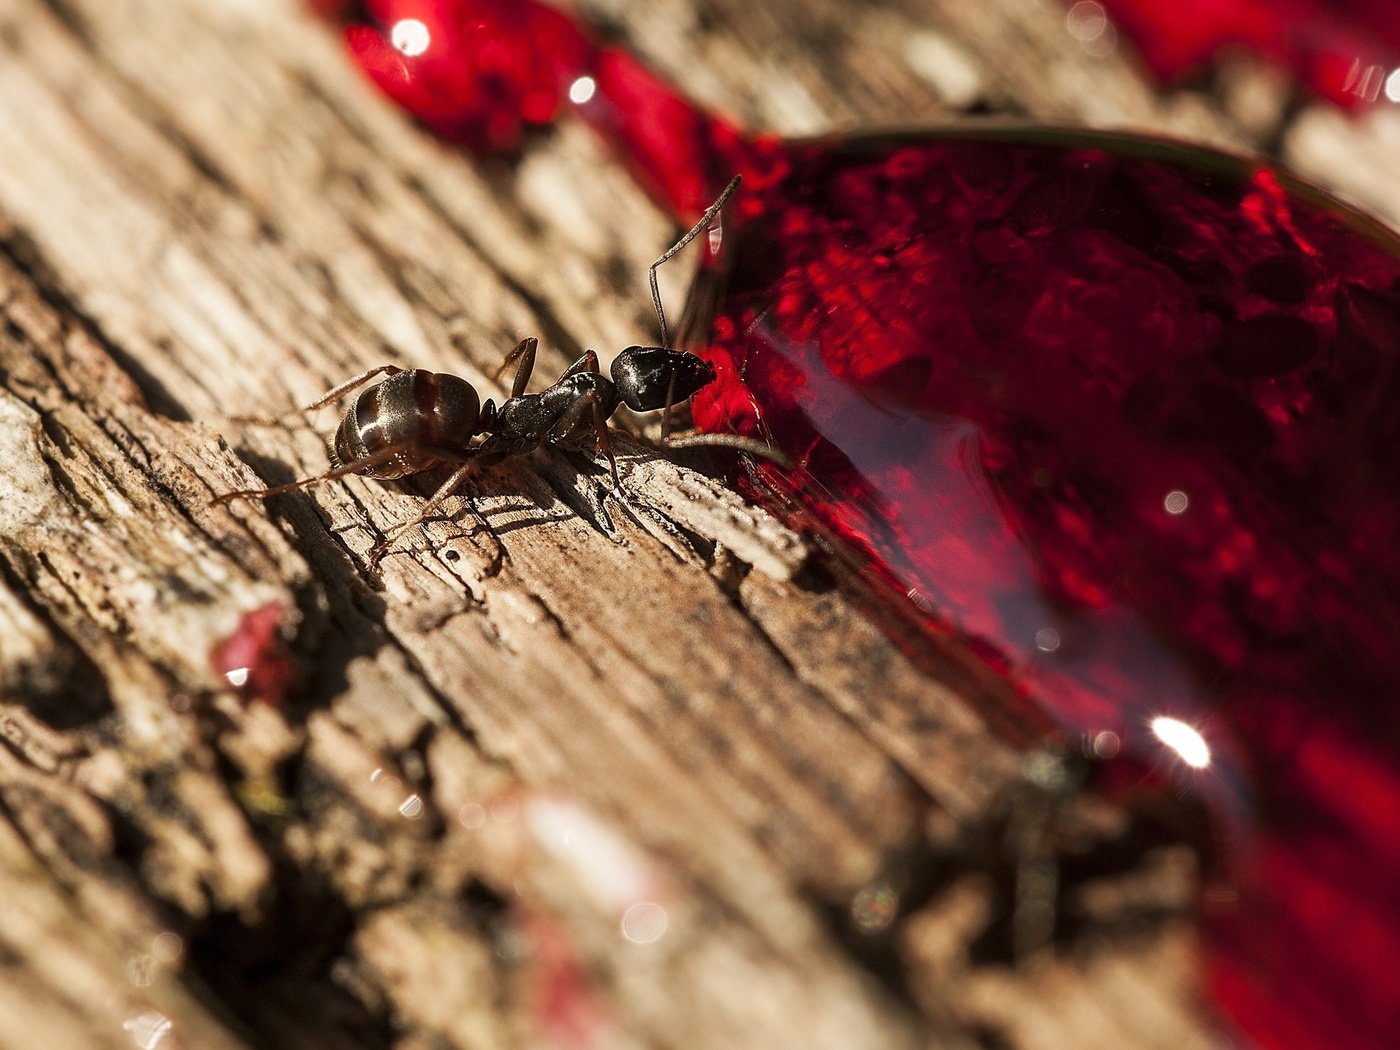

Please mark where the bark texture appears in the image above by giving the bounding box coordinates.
[1,1,1397,1047]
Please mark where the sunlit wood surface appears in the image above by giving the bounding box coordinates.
[2,1,1396,1047]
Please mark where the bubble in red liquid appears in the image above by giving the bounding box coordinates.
[1090,0,1400,106]
[210,601,295,706]
[320,3,1400,1047]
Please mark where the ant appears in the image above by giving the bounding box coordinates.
[215,176,778,565]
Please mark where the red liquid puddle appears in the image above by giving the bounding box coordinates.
[694,134,1400,1048]
[1093,0,1400,105]
[322,3,1400,1046]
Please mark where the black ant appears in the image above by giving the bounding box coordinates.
[215,176,777,564]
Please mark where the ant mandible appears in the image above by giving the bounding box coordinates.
[215,176,775,565]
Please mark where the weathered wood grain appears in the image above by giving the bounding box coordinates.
[2,0,1396,1047]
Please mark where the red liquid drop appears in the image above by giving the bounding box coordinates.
[210,601,295,706]
[322,3,1400,1046]
[692,132,1400,1049]
[1092,0,1400,105]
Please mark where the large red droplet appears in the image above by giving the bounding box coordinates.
[320,4,1400,1047]
[687,130,1400,1047]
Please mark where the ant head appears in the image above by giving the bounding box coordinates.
[610,346,717,413]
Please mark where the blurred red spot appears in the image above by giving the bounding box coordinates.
[210,602,294,706]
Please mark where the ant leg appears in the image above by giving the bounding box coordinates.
[657,371,680,444]
[493,337,539,398]
[646,358,792,468]
[660,431,793,468]
[548,391,620,488]
[211,442,418,505]
[591,395,620,489]
[368,459,478,566]
[558,349,601,380]
[648,174,742,348]
[229,365,402,425]
[301,366,404,412]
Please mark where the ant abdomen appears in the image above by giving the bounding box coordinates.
[333,369,481,479]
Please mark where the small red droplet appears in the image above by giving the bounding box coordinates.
[210,601,295,706]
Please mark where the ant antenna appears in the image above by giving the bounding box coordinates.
[649,175,742,348]
[638,175,790,469]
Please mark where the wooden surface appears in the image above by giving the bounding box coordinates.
[2,1,1398,1047]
